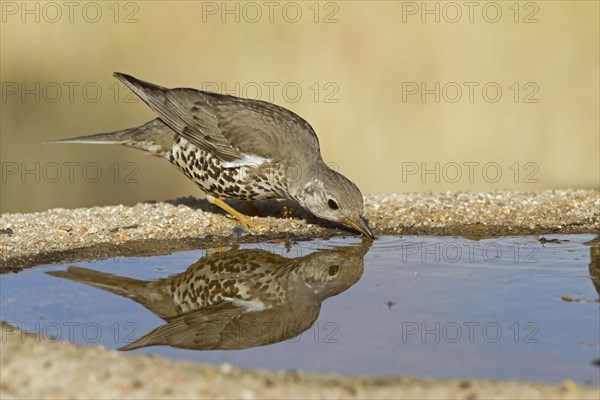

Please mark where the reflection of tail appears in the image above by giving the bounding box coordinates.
[46,266,177,318]
[48,118,176,157]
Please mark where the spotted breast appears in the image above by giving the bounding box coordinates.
[167,136,287,201]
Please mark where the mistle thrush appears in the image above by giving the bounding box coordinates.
[53,73,373,238]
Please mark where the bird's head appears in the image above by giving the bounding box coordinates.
[298,166,373,238]
[294,238,372,299]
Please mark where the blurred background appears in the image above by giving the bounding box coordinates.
[1,1,598,213]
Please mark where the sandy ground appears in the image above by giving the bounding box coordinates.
[1,190,598,271]
[1,322,598,400]
[1,189,599,399]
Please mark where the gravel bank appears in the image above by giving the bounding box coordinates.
[1,322,597,400]
[1,190,598,271]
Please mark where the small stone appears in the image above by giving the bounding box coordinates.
[58,225,72,233]
[220,363,233,374]
[561,379,578,393]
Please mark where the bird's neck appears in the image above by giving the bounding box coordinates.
[286,161,330,207]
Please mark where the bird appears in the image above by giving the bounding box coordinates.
[46,239,371,351]
[52,73,373,238]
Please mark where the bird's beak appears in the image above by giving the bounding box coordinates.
[342,216,374,239]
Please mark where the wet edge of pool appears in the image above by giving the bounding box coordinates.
[3,227,599,273]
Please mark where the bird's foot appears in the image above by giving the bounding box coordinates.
[206,245,230,255]
[210,197,270,232]
[237,215,271,230]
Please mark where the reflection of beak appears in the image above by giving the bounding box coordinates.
[342,216,374,239]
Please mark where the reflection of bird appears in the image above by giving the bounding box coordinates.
[588,237,600,370]
[46,239,372,351]
[588,235,600,296]
[51,73,373,238]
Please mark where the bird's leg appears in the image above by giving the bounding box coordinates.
[208,196,268,229]
[211,197,253,226]
[282,204,293,218]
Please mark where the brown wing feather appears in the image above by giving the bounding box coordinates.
[119,302,243,351]
[113,72,321,163]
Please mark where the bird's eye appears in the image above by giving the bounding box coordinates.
[328,199,339,210]
[328,265,339,276]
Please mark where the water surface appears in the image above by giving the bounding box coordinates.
[1,235,598,384]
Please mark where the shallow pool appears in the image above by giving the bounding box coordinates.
[1,235,598,384]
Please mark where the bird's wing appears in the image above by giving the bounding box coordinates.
[119,302,243,351]
[114,72,321,163]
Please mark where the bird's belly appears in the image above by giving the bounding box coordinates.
[167,138,285,200]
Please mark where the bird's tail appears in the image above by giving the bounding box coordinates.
[48,118,176,158]
[46,266,148,298]
[46,266,177,318]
